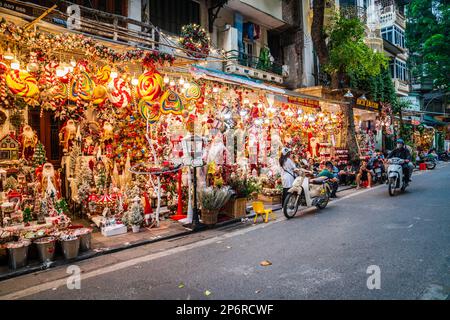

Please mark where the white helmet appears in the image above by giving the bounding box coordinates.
[281,147,291,156]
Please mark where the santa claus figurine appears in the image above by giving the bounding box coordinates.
[59,119,77,153]
[36,162,61,198]
[20,125,38,160]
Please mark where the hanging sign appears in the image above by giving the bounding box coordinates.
[272,94,321,109]
[355,98,380,112]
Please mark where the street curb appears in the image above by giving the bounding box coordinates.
[0,211,260,282]
[0,184,354,282]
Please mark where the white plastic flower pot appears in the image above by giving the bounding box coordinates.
[132,225,140,233]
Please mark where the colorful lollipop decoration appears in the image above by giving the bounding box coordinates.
[137,70,164,101]
[95,65,111,84]
[160,90,183,115]
[183,82,202,101]
[107,78,132,108]
[6,69,39,98]
[92,85,108,105]
[69,71,94,101]
[139,97,161,124]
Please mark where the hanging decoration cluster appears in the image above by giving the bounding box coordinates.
[179,24,210,59]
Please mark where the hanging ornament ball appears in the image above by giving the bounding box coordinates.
[26,62,40,73]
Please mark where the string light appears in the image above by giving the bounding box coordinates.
[131,74,139,86]
[169,80,175,86]
[3,48,14,60]
[163,75,170,84]
[179,77,185,85]
[10,59,20,70]
[56,65,67,77]
[70,57,77,67]
[183,82,190,89]
[110,70,118,79]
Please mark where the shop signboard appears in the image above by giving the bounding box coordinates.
[273,95,321,110]
[355,99,380,113]
[0,1,33,15]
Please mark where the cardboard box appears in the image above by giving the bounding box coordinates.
[101,224,127,237]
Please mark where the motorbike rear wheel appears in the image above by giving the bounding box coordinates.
[388,178,396,196]
[316,188,329,210]
[283,193,299,219]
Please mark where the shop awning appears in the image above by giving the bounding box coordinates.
[190,65,349,105]
[423,115,448,126]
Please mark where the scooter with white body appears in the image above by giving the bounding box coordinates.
[387,157,409,196]
[283,168,331,219]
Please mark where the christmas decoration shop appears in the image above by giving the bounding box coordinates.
[0,17,348,272]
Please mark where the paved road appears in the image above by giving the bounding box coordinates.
[2,163,450,300]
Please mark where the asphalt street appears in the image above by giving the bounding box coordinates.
[1,163,449,300]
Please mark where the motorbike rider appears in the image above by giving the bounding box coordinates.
[388,138,413,183]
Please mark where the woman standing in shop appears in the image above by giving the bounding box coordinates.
[279,147,299,207]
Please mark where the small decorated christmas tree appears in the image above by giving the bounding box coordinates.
[32,142,47,167]
[122,196,144,229]
[37,198,48,224]
[22,206,33,225]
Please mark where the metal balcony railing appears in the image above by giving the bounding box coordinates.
[225,50,283,76]
[339,5,367,24]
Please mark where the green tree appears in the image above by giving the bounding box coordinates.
[406,0,450,90]
[311,10,388,161]
[32,142,47,167]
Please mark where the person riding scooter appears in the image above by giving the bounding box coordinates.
[388,139,413,184]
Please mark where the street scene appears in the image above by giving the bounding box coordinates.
[0,0,449,302]
[1,162,449,300]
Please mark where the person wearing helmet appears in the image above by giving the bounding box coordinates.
[279,147,299,206]
[388,138,413,183]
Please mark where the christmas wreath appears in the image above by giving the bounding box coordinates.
[179,24,210,59]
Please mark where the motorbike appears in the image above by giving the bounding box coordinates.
[438,151,449,162]
[416,153,437,170]
[283,169,331,219]
[368,157,387,184]
[387,157,410,196]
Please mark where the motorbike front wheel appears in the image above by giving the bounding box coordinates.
[426,161,436,170]
[283,193,299,219]
[388,178,396,196]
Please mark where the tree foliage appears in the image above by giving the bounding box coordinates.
[406,0,450,90]
[325,15,388,86]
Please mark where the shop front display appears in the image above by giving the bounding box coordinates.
[0,17,350,272]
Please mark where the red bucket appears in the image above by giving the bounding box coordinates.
[419,163,427,171]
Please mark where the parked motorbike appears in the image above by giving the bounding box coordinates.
[438,151,449,162]
[368,157,387,184]
[416,154,437,170]
[283,169,331,219]
[387,157,410,196]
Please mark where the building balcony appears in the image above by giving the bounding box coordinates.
[393,79,410,96]
[225,50,284,84]
[380,5,406,29]
[338,5,367,24]
[411,77,434,92]
[225,0,286,29]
